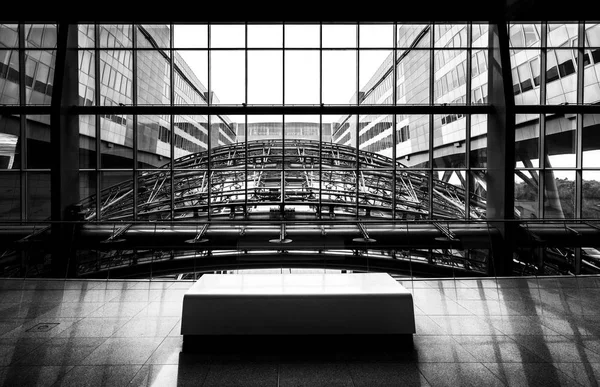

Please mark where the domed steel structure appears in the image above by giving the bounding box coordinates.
[79,139,486,222]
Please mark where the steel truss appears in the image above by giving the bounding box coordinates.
[80,140,486,221]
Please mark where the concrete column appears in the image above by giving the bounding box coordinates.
[50,23,80,277]
[486,22,516,276]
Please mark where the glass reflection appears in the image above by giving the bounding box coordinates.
[544,170,575,218]
[582,114,600,167]
[583,171,600,219]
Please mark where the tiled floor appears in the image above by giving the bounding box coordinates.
[0,275,599,386]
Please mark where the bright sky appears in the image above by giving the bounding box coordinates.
[173,24,393,124]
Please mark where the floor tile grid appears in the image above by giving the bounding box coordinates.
[411,278,600,387]
[1,277,599,386]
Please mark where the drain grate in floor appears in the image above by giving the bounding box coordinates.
[26,323,60,332]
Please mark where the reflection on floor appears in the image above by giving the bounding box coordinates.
[0,275,599,386]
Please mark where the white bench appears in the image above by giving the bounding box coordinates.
[181,272,415,348]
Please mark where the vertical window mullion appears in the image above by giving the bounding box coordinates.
[132,24,138,221]
[356,23,360,220]
[319,22,323,220]
[392,22,397,220]
[207,24,213,222]
[94,23,101,221]
[539,22,547,218]
[170,24,175,221]
[429,23,435,219]
[18,23,26,220]
[465,23,473,219]
[244,23,249,219]
[282,25,286,216]
[576,22,584,219]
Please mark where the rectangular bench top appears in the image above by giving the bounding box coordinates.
[184,272,411,297]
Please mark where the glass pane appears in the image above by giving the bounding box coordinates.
[583,171,600,219]
[137,24,170,48]
[25,50,56,105]
[100,114,133,168]
[546,49,578,105]
[397,24,430,48]
[100,171,133,220]
[173,169,206,218]
[515,170,539,219]
[583,58,600,104]
[472,24,489,48]
[397,49,430,104]
[359,24,393,48]
[547,23,578,47]
[434,24,467,48]
[396,170,429,219]
[358,114,394,162]
[25,24,57,48]
[321,170,357,216]
[100,50,133,105]
[0,114,20,170]
[328,114,357,169]
[509,23,541,49]
[515,113,540,168]
[396,114,429,168]
[99,25,133,48]
[26,115,50,169]
[545,113,576,168]
[511,50,541,105]
[77,24,94,49]
[210,50,244,105]
[469,170,486,218]
[248,51,282,105]
[0,173,20,219]
[174,115,205,160]
[78,50,95,106]
[210,24,245,48]
[138,115,172,169]
[140,170,172,221]
[544,170,575,218]
[285,50,319,105]
[285,24,319,48]
[433,114,466,168]
[433,170,466,218]
[174,51,208,104]
[583,114,600,167]
[323,50,356,105]
[27,172,50,220]
[136,50,171,105]
[174,24,208,48]
[583,25,600,105]
[0,50,20,105]
[248,24,282,48]
[0,24,19,48]
[284,114,320,143]
[471,50,488,104]
[211,170,245,216]
[434,50,467,104]
[247,116,283,170]
[359,50,393,105]
[79,115,96,169]
[210,115,237,153]
[322,24,356,48]
[470,114,487,168]
[359,170,393,214]
[78,171,96,215]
